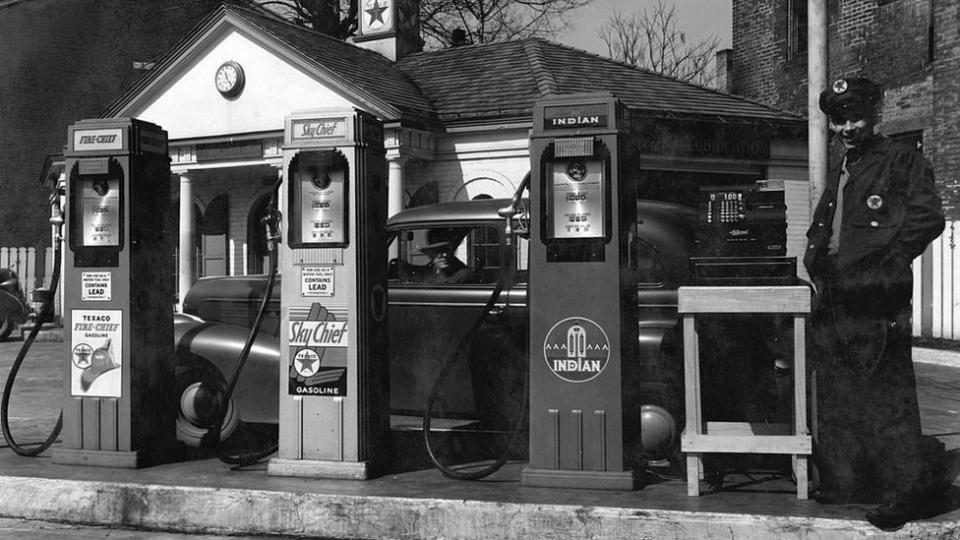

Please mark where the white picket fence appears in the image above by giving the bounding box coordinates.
[913,220,960,340]
[0,246,57,315]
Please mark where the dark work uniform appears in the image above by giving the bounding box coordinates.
[804,135,944,503]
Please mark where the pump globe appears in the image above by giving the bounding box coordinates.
[639,404,677,459]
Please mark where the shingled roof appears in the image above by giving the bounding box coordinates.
[105,3,803,130]
[395,39,804,126]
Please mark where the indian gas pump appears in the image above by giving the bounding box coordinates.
[267,109,389,479]
[52,118,176,468]
[522,93,641,490]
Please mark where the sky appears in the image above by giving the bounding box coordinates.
[557,0,732,58]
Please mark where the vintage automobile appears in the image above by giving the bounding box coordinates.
[0,268,30,342]
[173,197,699,463]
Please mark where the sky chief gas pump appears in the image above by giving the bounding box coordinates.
[522,94,641,490]
[53,118,176,468]
[268,109,389,479]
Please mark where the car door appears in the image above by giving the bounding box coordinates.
[387,224,522,426]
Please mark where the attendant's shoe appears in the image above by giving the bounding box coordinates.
[865,491,944,531]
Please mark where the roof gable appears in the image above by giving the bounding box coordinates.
[104,4,436,131]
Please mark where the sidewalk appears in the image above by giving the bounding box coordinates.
[1,342,959,539]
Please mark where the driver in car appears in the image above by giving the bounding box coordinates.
[418,239,475,284]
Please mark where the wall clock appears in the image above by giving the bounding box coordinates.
[214,61,245,98]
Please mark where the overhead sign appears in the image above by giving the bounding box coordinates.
[543,103,609,131]
[73,128,124,152]
[291,118,349,142]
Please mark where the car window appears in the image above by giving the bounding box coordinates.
[388,226,502,285]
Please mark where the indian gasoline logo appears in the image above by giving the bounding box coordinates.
[542,317,610,383]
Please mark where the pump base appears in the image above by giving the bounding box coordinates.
[267,458,372,480]
[521,467,638,490]
[52,448,140,469]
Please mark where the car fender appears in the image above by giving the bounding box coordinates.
[0,289,28,324]
[173,313,279,424]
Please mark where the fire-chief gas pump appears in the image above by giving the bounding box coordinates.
[267,109,389,479]
[521,93,641,490]
[52,118,176,468]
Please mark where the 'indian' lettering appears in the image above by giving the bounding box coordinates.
[552,359,602,372]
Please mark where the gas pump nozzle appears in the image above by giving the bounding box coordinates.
[261,208,282,251]
[498,172,530,246]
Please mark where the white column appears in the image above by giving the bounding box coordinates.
[178,175,195,312]
[387,157,407,218]
[808,0,829,209]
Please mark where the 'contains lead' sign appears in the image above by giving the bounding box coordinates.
[287,304,348,396]
[542,317,610,383]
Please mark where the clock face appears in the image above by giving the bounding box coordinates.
[214,61,244,97]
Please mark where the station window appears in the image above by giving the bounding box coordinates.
[889,130,923,153]
[787,0,807,61]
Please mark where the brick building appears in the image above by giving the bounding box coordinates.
[727,0,960,217]
[0,0,228,247]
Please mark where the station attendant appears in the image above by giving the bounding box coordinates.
[804,77,945,530]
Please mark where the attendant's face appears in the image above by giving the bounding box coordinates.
[829,110,874,151]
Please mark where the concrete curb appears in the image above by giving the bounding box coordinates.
[1,475,958,539]
[914,347,960,369]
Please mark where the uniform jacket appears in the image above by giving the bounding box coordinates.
[804,135,944,315]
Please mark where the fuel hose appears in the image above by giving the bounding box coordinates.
[201,183,281,468]
[422,181,530,481]
[1,206,64,457]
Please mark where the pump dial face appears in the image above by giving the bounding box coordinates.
[214,61,245,98]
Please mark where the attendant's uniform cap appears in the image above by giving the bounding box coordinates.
[819,77,882,117]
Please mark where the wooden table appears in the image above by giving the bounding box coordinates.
[678,286,812,499]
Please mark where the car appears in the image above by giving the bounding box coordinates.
[0,268,30,342]
[173,196,700,462]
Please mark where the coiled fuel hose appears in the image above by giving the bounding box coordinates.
[422,175,530,481]
[202,182,281,468]
[1,198,65,456]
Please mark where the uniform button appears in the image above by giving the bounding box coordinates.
[817,222,825,227]
[809,243,816,249]
[870,221,879,227]
[828,201,835,207]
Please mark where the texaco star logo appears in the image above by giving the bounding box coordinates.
[365,0,388,26]
[293,349,320,377]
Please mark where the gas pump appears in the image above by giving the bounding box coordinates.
[267,109,389,479]
[522,93,641,490]
[52,118,176,468]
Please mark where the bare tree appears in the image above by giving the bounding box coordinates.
[598,0,719,87]
[258,0,590,47]
[419,0,590,47]
[259,0,357,38]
